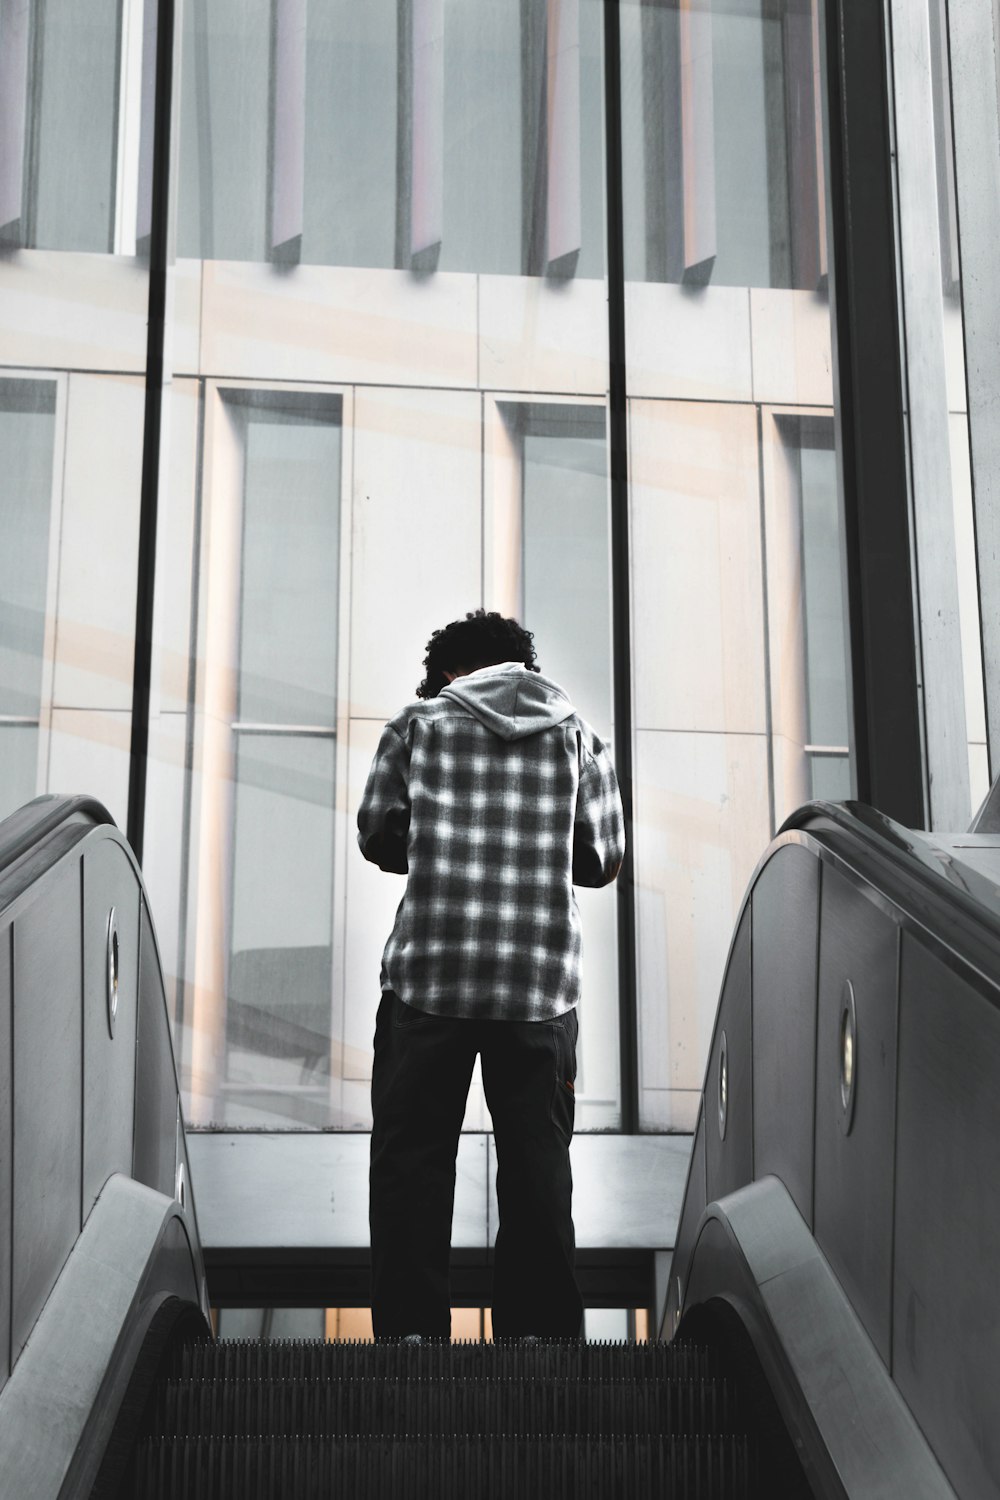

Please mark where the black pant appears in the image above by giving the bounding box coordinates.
[369,990,583,1339]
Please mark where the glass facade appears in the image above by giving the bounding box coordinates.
[0,0,156,835]
[0,0,991,1146]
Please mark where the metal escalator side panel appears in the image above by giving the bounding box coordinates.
[680,1179,956,1500]
[0,1175,207,1500]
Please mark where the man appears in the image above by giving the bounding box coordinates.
[357,609,625,1340]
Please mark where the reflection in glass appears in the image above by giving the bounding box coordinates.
[184,391,342,1128]
[0,725,39,823]
[2,0,124,251]
[227,735,335,1121]
[179,0,605,276]
[768,412,852,810]
[0,380,57,820]
[509,402,619,1127]
[622,0,827,289]
[796,421,849,756]
[808,751,850,802]
[236,403,341,727]
[0,380,56,717]
[521,406,612,734]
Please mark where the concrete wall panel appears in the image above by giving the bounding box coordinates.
[479,276,607,395]
[349,387,482,719]
[0,251,148,373]
[624,283,752,402]
[749,288,834,407]
[634,727,769,1107]
[630,399,765,735]
[52,373,145,711]
[200,263,478,388]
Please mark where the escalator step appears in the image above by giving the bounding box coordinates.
[171,1338,714,1385]
[148,1374,733,1438]
[135,1433,752,1500]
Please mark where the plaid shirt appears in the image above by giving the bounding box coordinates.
[357,663,625,1022]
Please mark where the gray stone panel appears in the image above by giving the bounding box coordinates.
[813,864,898,1367]
[11,861,82,1363]
[189,1132,690,1256]
[486,1133,690,1250]
[751,844,820,1226]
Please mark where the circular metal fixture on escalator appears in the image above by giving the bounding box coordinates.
[718,1030,728,1141]
[106,907,119,1039]
[176,1159,187,1210]
[839,979,858,1135]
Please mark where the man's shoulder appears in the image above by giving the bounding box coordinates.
[561,711,611,764]
[386,696,457,737]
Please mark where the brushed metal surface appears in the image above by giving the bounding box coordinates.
[486,1133,690,1250]
[82,837,140,1220]
[188,1132,487,1250]
[705,906,752,1202]
[686,1180,955,1500]
[189,1131,691,1254]
[894,934,1000,1499]
[0,1175,205,1500]
[11,860,82,1364]
[814,863,898,1367]
[751,843,820,1225]
[661,1105,706,1336]
[132,903,179,1198]
[0,924,10,1393]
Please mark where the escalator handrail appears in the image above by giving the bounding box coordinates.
[0,793,115,884]
[781,800,1000,997]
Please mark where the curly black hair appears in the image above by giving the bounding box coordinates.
[416,609,540,699]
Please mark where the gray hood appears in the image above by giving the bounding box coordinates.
[440,662,575,741]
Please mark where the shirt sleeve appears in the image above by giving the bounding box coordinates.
[572,741,626,888]
[357,721,411,874]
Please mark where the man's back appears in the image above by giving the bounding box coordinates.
[357,662,624,1022]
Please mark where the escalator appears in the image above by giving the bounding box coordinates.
[1,792,998,1497]
[123,1338,780,1498]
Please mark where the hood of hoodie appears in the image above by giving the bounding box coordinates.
[439,662,575,742]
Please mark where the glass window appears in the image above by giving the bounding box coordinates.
[487,399,620,1130]
[236,401,341,728]
[5,0,124,251]
[181,390,342,1129]
[0,378,57,821]
[521,406,613,733]
[796,419,849,759]
[624,0,849,1131]
[159,0,615,1135]
[622,0,827,290]
[0,380,56,718]
[179,0,606,276]
[762,411,851,825]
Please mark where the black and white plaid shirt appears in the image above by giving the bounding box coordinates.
[357,662,626,1022]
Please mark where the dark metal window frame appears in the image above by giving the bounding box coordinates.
[127,0,924,1134]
